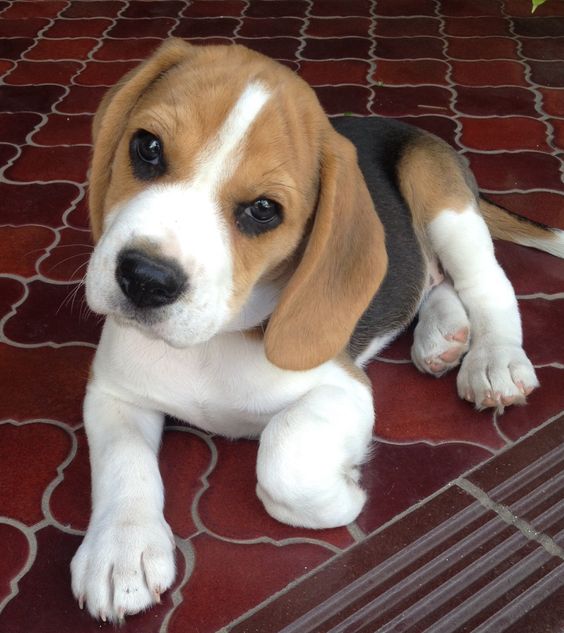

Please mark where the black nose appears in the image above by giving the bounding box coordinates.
[116,249,186,309]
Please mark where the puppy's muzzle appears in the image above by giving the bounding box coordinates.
[116,249,186,309]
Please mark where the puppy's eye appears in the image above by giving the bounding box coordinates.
[130,129,166,180]
[235,198,283,236]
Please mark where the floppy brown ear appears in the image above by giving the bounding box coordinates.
[265,127,388,371]
[88,38,193,241]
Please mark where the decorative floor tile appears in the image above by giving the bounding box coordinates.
[3,280,101,346]
[372,59,449,86]
[299,59,370,85]
[174,17,239,38]
[182,0,246,18]
[368,360,505,449]
[2,1,66,19]
[107,17,176,38]
[60,0,124,19]
[168,535,333,633]
[238,17,303,39]
[373,16,440,37]
[459,117,551,151]
[5,145,90,183]
[456,86,538,117]
[306,16,370,38]
[0,422,72,525]
[357,441,492,534]
[466,151,563,191]
[0,277,25,321]
[0,2,563,632]
[513,17,564,37]
[0,522,30,605]
[122,0,185,19]
[55,85,108,114]
[529,60,564,88]
[444,16,511,36]
[4,60,82,86]
[233,37,300,61]
[441,0,504,16]
[0,226,56,277]
[371,85,453,116]
[0,17,48,37]
[44,17,112,38]
[374,0,436,16]
[375,36,445,60]
[447,36,519,60]
[0,182,80,226]
[0,345,93,424]
[451,60,527,86]
[521,37,564,61]
[0,84,66,112]
[303,36,372,60]
[244,1,308,19]
[93,37,162,61]
[25,38,98,62]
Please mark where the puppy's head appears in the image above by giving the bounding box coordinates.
[86,39,386,370]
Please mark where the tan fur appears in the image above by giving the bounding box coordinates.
[89,39,197,241]
[264,127,388,371]
[336,352,372,388]
[397,134,476,231]
[478,198,556,242]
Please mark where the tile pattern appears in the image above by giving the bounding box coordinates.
[0,1,562,632]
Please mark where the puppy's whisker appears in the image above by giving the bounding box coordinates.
[44,253,91,272]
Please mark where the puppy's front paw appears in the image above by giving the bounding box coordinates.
[71,513,176,622]
[457,344,539,411]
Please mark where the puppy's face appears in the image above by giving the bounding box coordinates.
[86,42,321,347]
[86,39,386,370]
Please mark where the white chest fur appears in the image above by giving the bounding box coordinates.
[91,318,364,438]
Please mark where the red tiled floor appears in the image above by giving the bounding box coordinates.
[25,38,98,61]
[459,116,551,151]
[0,2,563,632]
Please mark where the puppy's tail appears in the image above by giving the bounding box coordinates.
[479,198,564,258]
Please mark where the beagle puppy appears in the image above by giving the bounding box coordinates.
[71,39,564,622]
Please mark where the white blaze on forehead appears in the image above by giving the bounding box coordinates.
[193,81,270,190]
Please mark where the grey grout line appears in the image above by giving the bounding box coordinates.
[364,0,377,114]
[0,517,38,615]
[293,0,310,63]
[434,0,462,146]
[159,536,196,633]
[501,1,563,184]
[347,521,366,543]
[456,478,564,560]
[517,292,564,300]
[372,433,499,455]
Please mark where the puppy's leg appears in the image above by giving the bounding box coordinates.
[412,280,470,376]
[428,206,538,410]
[256,383,373,529]
[70,383,175,622]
